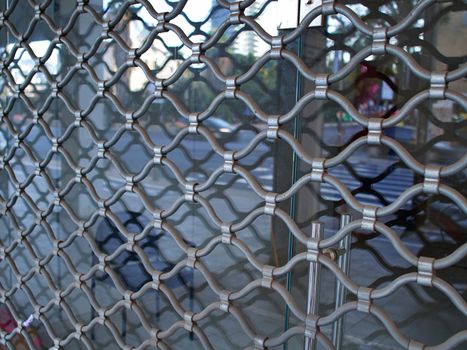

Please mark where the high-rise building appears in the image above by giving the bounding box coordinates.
[210,0,275,58]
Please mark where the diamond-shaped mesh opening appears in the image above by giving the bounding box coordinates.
[108,130,153,174]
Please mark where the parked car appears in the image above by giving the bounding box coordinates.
[171,116,239,138]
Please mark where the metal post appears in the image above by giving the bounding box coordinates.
[332,214,352,349]
[304,222,323,350]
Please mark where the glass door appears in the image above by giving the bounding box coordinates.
[0,1,465,349]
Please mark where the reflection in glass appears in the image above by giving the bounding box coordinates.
[0,1,465,349]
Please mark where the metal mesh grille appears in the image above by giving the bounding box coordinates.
[0,0,466,349]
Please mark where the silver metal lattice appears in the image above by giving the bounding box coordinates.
[0,0,466,349]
